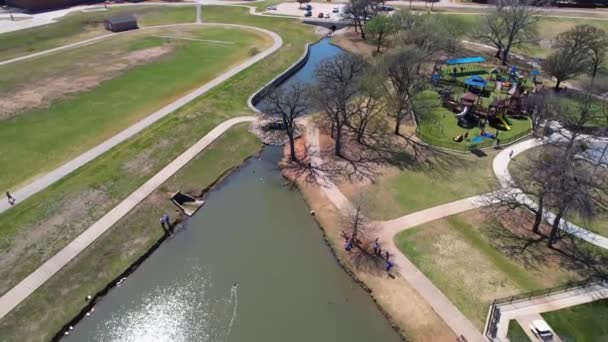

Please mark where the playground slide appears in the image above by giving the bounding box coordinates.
[454,106,469,118]
[498,116,511,131]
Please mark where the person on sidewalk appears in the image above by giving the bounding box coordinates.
[509,150,514,159]
[6,191,15,205]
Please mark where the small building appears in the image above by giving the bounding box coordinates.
[104,14,138,33]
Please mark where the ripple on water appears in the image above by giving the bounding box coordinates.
[97,267,237,342]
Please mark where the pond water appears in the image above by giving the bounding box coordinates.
[255,37,343,113]
[64,148,401,342]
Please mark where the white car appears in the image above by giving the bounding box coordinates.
[529,320,553,341]
[266,5,277,10]
[324,12,330,19]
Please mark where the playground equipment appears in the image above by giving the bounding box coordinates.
[171,192,205,217]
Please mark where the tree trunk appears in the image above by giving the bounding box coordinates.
[494,47,502,59]
[532,194,544,234]
[335,124,343,157]
[394,116,401,136]
[591,64,599,82]
[501,47,510,66]
[288,133,297,162]
[548,209,564,247]
[377,33,383,53]
[554,79,561,91]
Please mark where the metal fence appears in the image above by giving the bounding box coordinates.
[484,278,606,340]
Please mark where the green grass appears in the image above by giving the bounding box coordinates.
[395,211,580,328]
[0,5,197,61]
[0,5,317,299]
[0,124,262,342]
[507,320,531,342]
[0,26,268,190]
[345,150,497,220]
[542,298,608,342]
[414,90,532,151]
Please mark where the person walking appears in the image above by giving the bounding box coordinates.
[6,191,15,205]
[509,150,514,159]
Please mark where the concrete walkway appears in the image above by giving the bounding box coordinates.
[492,137,608,250]
[494,281,608,340]
[0,23,282,215]
[306,124,486,342]
[0,116,256,321]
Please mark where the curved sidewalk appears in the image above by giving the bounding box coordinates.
[493,138,608,250]
[305,124,486,342]
[0,23,282,215]
[0,116,256,320]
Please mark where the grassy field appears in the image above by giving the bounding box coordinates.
[509,147,608,237]
[542,298,608,342]
[414,90,532,151]
[507,320,531,342]
[0,124,262,342]
[0,26,270,190]
[0,5,198,61]
[395,210,583,328]
[340,149,498,220]
[0,4,317,303]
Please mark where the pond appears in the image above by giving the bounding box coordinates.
[255,37,343,113]
[63,148,401,341]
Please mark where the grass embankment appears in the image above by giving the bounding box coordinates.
[0,6,317,339]
[507,320,531,342]
[510,147,608,237]
[542,298,608,342]
[0,5,197,61]
[341,148,497,220]
[414,90,532,151]
[0,125,262,342]
[0,26,269,190]
[395,210,585,328]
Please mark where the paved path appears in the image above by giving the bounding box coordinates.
[493,137,608,250]
[0,1,260,34]
[306,124,486,342]
[494,281,608,340]
[0,116,256,320]
[0,23,282,215]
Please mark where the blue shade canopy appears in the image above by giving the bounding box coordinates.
[530,69,541,76]
[464,75,487,88]
[446,56,486,65]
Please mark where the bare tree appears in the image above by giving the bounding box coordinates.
[365,15,398,53]
[543,47,588,91]
[398,14,459,60]
[380,46,425,136]
[348,73,387,144]
[476,1,542,65]
[312,53,367,158]
[265,82,309,162]
[340,205,385,273]
[345,0,383,39]
[297,0,307,8]
[553,24,608,83]
[521,92,555,136]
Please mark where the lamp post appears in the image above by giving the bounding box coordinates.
[196,0,202,24]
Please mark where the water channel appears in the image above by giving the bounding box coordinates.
[64,151,401,341]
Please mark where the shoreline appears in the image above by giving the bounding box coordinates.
[50,151,261,340]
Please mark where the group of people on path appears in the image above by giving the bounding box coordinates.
[341,231,394,276]
[159,212,172,234]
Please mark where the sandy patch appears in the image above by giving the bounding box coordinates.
[0,45,173,120]
[331,28,376,58]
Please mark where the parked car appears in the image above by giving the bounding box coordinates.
[324,12,330,18]
[304,10,312,17]
[317,12,324,18]
[378,5,395,11]
[266,5,277,10]
[305,4,312,10]
[529,320,553,341]
[332,7,339,13]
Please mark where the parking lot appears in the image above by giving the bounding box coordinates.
[264,2,347,19]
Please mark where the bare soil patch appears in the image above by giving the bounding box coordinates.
[0,44,173,120]
[331,28,375,58]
